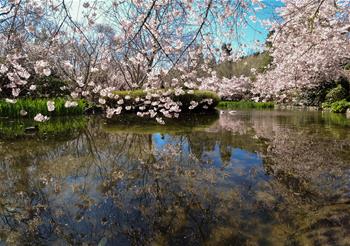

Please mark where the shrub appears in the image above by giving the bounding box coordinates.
[0,75,70,99]
[172,90,220,111]
[296,80,336,106]
[27,75,71,98]
[0,98,87,118]
[111,89,220,112]
[325,85,348,103]
[322,100,350,113]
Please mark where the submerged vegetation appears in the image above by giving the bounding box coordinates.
[217,100,274,109]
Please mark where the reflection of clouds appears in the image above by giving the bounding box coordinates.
[209,111,250,135]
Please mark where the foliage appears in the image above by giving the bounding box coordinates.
[0,0,348,121]
[112,90,147,99]
[217,101,274,109]
[172,90,220,111]
[0,75,70,99]
[0,98,87,118]
[325,85,348,103]
[322,100,350,113]
[26,75,70,98]
[216,52,272,79]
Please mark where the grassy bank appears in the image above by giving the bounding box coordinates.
[0,98,87,118]
[217,100,275,109]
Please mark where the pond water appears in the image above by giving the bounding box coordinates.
[0,110,349,245]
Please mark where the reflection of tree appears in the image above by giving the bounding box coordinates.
[0,112,349,245]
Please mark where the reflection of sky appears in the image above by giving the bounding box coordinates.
[152,134,191,156]
[153,134,263,170]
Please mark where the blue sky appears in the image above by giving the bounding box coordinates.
[223,0,284,54]
[68,0,283,54]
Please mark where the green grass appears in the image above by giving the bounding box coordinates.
[217,100,275,109]
[113,89,147,98]
[0,98,87,118]
[322,100,350,113]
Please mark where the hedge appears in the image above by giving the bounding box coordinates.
[110,89,220,112]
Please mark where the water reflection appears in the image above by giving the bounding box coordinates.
[0,110,349,245]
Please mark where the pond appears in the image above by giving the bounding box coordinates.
[0,110,349,245]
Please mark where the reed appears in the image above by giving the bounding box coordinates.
[0,98,87,118]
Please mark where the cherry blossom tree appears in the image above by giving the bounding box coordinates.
[253,0,350,102]
[1,0,348,122]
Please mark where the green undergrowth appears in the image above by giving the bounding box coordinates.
[0,116,88,140]
[217,100,275,109]
[322,100,350,113]
[0,98,87,118]
[215,51,272,79]
[111,90,220,111]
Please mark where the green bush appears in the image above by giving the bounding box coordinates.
[217,100,275,109]
[325,85,348,103]
[0,98,87,118]
[113,90,147,99]
[28,75,70,98]
[111,89,220,112]
[322,100,350,113]
[296,80,336,106]
[0,75,70,99]
[173,90,220,111]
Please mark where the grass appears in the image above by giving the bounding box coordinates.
[113,89,147,98]
[0,98,87,118]
[217,100,275,109]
